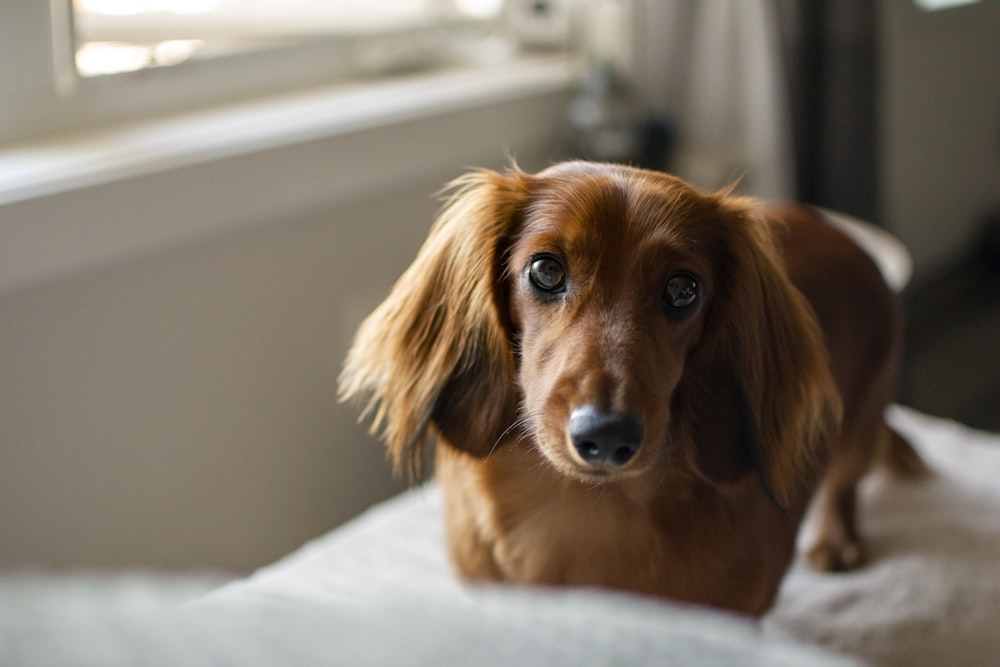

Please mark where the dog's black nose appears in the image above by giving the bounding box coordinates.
[569,406,643,467]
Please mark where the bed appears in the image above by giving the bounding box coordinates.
[2,405,999,666]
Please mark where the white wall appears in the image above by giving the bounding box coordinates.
[0,79,573,572]
[879,0,1000,276]
[1,192,409,571]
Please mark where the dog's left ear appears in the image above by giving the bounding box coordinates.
[680,199,841,510]
[339,167,529,478]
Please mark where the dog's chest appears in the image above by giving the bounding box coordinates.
[483,467,674,590]
[438,443,790,613]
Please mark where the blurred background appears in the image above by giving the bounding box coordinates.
[0,0,997,576]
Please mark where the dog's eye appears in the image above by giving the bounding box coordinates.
[528,254,567,293]
[664,273,699,313]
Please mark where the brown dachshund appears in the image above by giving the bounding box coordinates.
[339,161,924,616]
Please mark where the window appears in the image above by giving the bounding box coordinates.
[1,0,579,145]
[72,1,508,78]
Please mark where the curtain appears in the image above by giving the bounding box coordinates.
[639,0,879,220]
[775,0,880,222]
[669,0,795,200]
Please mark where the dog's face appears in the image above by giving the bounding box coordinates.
[506,164,721,481]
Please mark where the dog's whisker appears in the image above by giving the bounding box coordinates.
[485,412,539,461]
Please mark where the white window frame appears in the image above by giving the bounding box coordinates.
[1,1,583,146]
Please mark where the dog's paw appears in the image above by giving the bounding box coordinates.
[805,539,866,573]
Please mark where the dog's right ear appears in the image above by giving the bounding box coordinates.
[339,167,529,479]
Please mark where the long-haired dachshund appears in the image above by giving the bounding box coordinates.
[339,161,924,616]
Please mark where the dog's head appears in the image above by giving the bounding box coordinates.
[340,162,838,508]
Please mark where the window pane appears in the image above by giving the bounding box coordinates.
[73,0,507,77]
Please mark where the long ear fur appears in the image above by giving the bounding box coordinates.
[338,168,527,478]
[681,198,841,510]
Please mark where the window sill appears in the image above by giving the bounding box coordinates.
[0,55,578,206]
[0,54,580,295]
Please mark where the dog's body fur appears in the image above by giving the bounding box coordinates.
[340,162,923,616]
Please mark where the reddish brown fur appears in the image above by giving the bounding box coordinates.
[339,162,921,616]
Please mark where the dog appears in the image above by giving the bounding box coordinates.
[339,161,924,616]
